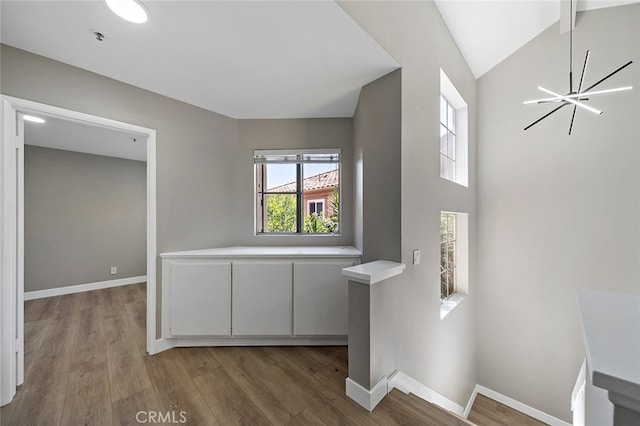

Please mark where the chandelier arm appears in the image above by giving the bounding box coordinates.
[539,87,601,114]
[583,61,633,93]
[524,103,569,131]
[526,85,631,104]
[578,50,591,93]
[569,105,578,135]
[569,0,574,92]
[538,98,589,104]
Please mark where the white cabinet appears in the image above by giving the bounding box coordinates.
[232,261,292,336]
[293,260,356,336]
[164,261,231,337]
[160,246,361,344]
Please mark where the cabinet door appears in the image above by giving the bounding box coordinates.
[232,261,292,336]
[168,261,231,336]
[293,260,356,336]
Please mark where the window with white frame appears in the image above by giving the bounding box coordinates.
[254,149,340,234]
[439,69,468,187]
[440,95,457,182]
[439,211,469,318]
[440,212,457,300]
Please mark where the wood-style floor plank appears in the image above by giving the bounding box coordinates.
[24,295,60,323]
[176,347,222,379]
[61,362,113,426]
[216,346,306,423]
[124,298,148,356]
[111,387,161,426]
[193,367,271,426]
[468,394,547,426]
[2,283,549,426]
[23,319,50,366]
[152,382,220,426]
[104,315,152,402]
[38,318,79,356]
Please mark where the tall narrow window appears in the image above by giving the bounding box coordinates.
[440,212,456,300]
[440,95,456,182]
[440,69,468,187]
[254,149,340,235]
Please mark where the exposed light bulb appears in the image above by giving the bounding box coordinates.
[105,0,148,24]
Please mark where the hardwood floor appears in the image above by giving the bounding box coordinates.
[1,284,546,425]
[467,395,547,426]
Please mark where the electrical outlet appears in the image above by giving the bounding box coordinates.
[110,266,117,275]
[413,249,421,265]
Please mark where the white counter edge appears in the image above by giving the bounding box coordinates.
[342,260,406,286]
[160,246,361,259]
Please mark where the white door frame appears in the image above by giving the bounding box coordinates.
[0,96,158,406]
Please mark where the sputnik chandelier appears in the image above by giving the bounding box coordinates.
[523,0,633,135]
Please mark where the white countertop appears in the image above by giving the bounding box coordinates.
[160,246,361,259]
[342,260,405,286]
[578,288,640,401]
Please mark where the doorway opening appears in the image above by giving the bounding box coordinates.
[1,96,157,406]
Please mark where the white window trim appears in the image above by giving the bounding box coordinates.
[253,148,341,236]
[440,69,468,188]
[440,211,469,319]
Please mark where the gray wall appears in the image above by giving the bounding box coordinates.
[340,0,478,408]
[477,4,640,422]
[353,69,402,263]
[234,118,353,246]
[1,45,354,337]
[352,69,402,390]
[24,146,146,291]
[1,44,238,336]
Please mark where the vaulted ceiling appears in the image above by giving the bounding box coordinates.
[2,0,638,121]
[434,0,640,78]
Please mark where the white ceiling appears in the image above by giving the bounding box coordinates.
[1,0,399,119]
[434,0,640,78]
[3,1,637,121]
[24,114,147,161]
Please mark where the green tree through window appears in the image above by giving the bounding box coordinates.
[255,150,341,234]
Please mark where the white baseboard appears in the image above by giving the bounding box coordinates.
[386,371,572,425]
[150,338,175,355]
[388,371,465,416]
[174,337,347,347]
[473,385,572,426]
[346,376,388,412]
[24,276,147,300]
[463,385,479,418]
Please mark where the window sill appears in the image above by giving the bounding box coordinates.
[255,233,342,237]
[440,293,466,319]
[439,176,469,189]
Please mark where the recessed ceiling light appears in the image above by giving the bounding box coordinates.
[105,0,148,24]
[23,115,46,124]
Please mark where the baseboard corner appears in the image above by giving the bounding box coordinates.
[150,338,175,355]
[387,371,465,416]
[345,376,388,412]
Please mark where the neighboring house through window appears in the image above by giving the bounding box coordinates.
[254,149,340,234]
[307,200,324,216]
